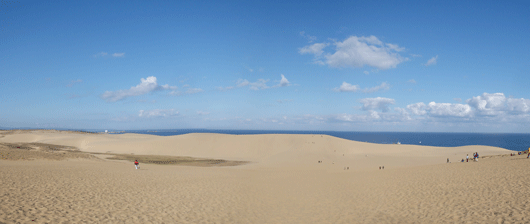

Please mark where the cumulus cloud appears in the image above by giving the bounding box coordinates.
[425,55,438,66]
[101,76,177,102]
[407,102,427,115]
[427,102,472,117]
[278,74,290,87]
[466,93,507,116]
[465,92,530,115]
[138,109,179,118]
[359,97,395,112]
[333,82,389,93]
[298,42,329,56]
[406,101,472,117]
[506,98,530,114]
[333,82,360,92]
[300,35,407,70]
[112,53,125,57]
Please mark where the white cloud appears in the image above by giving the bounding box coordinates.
[101,76,177,102]
[506,98,530,114]
[406,101,472,117]
[236,79,250,87]
[298,42,329,56]
[359,97,395,112]
[408,79,416,84]
[197,111,210,115]
[160,84,177,90]
[333,82,389,93]
[385,43,405,52]
[277,74,290,87]
[112,53,125,57]
[66,79,83,87]
[138,109,179,118]
[362,82,390,93]
[300,35,407,70]
[370,111,381,119]
[466,93,506,115]
[249,79,270,90]
[425,55,438,66]
[407,102,427,115]
[333,82,360,92]
[427,102,472,117]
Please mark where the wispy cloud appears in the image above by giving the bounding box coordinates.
[277,99,293,103]
[112,53,125,57]
[300,31,317,43]
[425,55,438,66]
[196,111,210,115]
[138,109,179,118]
[94,52,108,58]
[100,76,177,102]
[218,75,291,91]
[66,79,83,87]
[94,52,125,58]
[300,35,408,70]
[333,82,390,93]
[186,88,203,94]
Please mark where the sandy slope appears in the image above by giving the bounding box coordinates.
[0,130,510,170]
[1,130,528,223]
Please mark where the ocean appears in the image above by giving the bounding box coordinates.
[109,129,530,152]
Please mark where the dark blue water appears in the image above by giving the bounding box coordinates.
[113,129,530,152]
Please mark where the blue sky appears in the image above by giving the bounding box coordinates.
[1,0,529,132]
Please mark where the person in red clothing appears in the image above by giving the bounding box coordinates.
[134,160,139,169]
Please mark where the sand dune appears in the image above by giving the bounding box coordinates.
[1,130,528,223]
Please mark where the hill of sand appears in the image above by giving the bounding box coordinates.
[1,130,528,223]
[0,130,510,170]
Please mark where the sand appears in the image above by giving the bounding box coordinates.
[1,130,529,223]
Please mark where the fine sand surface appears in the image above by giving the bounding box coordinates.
[1,130,529,223]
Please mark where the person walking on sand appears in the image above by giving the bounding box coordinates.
[134,160,139,169]
[466,154,469,162]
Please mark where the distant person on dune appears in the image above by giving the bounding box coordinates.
[134,160,139,169]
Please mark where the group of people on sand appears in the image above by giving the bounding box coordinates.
[459,152,480,163]
[510,151,530,158]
